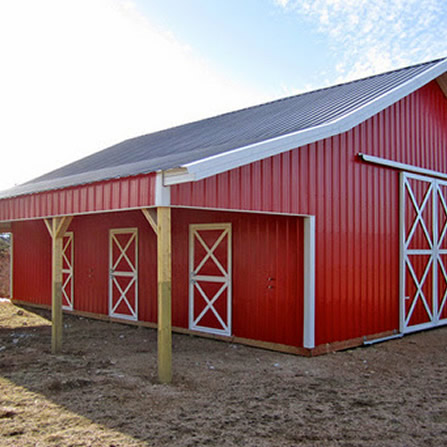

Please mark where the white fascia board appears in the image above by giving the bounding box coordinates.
[165,59,447,185]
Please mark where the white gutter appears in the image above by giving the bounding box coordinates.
[164,58,447,186]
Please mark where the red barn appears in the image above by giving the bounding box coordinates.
[1,58,447,380]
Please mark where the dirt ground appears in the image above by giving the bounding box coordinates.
[1,301,447,447]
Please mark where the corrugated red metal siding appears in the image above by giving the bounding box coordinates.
[171,209,304,347]
[69,211,158,318]
[171,81,447,346]
[12,211,158,320]
[11,208,304,347]
[12,220,52,306]
[0,173,156,221]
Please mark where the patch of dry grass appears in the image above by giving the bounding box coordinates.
[0,302,50,329]
[0,377,146,446]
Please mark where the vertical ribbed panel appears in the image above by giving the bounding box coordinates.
[69,211,157,318]
[12,220,52,305]
[6,80,447,349]
[11,208,304,348]
[0,173,156,221]
[171,209,304,347]
[172,80,447,345]
[12,211,158,320]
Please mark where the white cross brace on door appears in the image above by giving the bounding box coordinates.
[189,223,232,336]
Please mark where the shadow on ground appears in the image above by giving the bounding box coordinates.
[1,302,447,447]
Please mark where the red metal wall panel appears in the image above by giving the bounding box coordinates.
[8,80,447,349]
[171,81,447,346]
[69,211,158,318]
[0,173,156,221]
[171,209,304,347]
[12,211,158,319]
[12,220,52,306]
[11,208,304,347]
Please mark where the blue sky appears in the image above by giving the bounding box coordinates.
[137,0,336,95]
[0,0,446,190]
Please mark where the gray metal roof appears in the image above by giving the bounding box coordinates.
[1,57,447,199]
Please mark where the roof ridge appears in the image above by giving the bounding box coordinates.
[124,57,447,140]
[213,56,447,114]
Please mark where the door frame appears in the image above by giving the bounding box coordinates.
[189,223,232,336]
[109,227,138,321]
[400,171,447,333]
[62,231,74,311]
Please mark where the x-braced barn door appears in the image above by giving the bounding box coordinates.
[400,172,447,333]
[189,223,232,336]
[109,228,138,321]
[62,232,74,311]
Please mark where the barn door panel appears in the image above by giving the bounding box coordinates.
[436,181,447,324]
[62,232,74,311]
[189,224,231,336]
[109,228,138,321]
[400,173,447,332]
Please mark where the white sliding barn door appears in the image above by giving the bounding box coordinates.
[400,173,447,333]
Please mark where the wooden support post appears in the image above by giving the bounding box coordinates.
[157,206,172,383]
[52,218,63,354]
[49,216,73,354]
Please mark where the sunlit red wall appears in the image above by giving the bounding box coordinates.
[0,173,156,221]
[171,81,447,345]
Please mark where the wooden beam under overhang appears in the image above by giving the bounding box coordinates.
[141,208,158,236]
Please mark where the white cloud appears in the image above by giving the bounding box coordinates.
[274,0,447,83]
[0,0,268,190]
[274,0,290,7]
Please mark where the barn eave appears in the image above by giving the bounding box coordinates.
[165,58,447,185]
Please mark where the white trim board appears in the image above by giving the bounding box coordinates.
[359,153,447,180]
[155,171,171,206]
[164,59,447,185]
[0,201,313,224]
[303,216,315,349]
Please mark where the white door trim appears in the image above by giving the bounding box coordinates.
[189,223,232,336]
[400,172,447,333]
[303,216,316,348]
[109,228,138,321]
[62,231,74,311]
